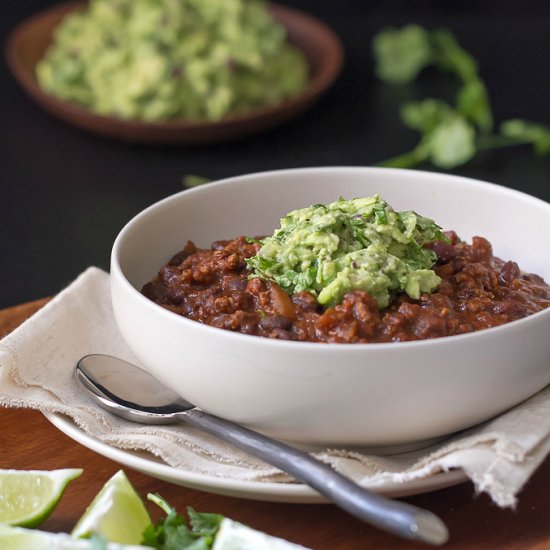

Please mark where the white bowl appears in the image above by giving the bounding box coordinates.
[111,167,550,450]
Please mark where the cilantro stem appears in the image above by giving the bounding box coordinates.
[476,134,530,151]
[375,144,430,168]
[147,493,175,515]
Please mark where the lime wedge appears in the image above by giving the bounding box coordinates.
[71,470,151,544]
[0,468,83,528]
[212,518,311,550]
[0,524,152,549]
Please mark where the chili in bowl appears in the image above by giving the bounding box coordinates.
[111,167,550,450]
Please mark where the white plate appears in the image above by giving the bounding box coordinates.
[44,411,468,503]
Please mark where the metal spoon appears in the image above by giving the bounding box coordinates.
[75,354,449,545]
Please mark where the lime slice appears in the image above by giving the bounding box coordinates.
[0,468,83,528]
[71,470,151,544]
[0,524,152,549]
[212,518,311,550]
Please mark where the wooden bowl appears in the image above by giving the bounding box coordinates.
[5,1,343,145]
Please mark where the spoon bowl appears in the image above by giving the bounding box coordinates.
[76,354,193,423]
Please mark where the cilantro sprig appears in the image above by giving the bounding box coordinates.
[372,25,550,169]
[141,494,223,550]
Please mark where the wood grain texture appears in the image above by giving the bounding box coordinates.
[0,300,549,549]
[0,297,50,336]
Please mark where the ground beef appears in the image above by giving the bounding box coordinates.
[142,232,550,343]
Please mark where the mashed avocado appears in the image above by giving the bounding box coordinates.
[36,0,308,121]
[247,196,447,308]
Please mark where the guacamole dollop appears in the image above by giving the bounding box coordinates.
[36,0,308,121]
[247,196,447,308]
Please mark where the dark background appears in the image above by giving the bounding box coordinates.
[1,1,549,309]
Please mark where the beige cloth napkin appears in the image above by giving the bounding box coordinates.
[1,267,549,508]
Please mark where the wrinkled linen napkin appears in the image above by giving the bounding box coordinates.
[1,267,550,508]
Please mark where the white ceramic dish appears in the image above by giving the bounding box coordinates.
[44,411,468,503]
[110,167,550,449]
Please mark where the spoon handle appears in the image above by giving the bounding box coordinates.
[180,408,448,545]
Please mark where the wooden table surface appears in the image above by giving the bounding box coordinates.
[1,298,549,549]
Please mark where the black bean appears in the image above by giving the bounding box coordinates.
[431,241,457,263]
[259,315,293,330]
[167,287,186,305]
[169,242,197,265]
[225,277,248,291]
[291,292,320,312]
[211,240,229,250]
[269,328,293,340]
[499,261,521,285]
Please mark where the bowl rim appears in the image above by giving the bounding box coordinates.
[111,166,550,351]
[4,0,344,141]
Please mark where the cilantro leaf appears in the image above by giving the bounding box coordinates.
[188,507,223,538]
[373,207,388,224]
[380,99,476,169]
[428,115,477,168]
[164,524,202,550]
[372,25,433,84]
[141,494,222,550]
[400,98,454,133]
